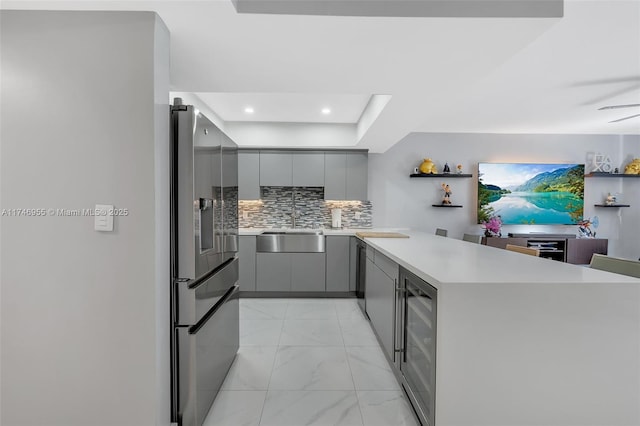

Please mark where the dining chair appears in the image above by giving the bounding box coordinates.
[435,228,448,237]
[589,254,640,278]
[505,244,540,257]
[462,233,482,244]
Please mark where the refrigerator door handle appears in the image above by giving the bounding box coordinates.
[190,284,238,334]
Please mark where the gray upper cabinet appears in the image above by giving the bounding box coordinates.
[260,152,292,186]
[326,236,350,292]
[324,152,347,200]
[346,152,368,200]
[292,152,324,186]
[324,152,368,200]
[238,151,260,199]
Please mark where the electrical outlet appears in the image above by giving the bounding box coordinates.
[354,212,361,219]
[243,211,249,219]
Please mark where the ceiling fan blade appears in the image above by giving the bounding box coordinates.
[609,113,640,123]
[598,104,640,110]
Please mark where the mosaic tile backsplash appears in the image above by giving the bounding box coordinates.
[239,187,372,229]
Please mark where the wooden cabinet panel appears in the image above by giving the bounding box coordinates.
[566,239,608,265]
[484,236,608,265]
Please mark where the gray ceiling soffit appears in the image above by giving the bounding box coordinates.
[232,0,564,18]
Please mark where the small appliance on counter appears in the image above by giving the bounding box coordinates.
[331,208,342,228]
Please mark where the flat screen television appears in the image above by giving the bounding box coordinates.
[477,163,585,225]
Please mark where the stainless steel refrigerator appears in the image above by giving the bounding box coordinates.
[170,99,239,426]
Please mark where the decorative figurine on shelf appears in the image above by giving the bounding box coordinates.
[591,152,613,173]
[577,216,599,238]
[605,192,617,206]
[443,162,451,174]
[419,158,437,174]
[441,183,452,205]
[614,168,619,174]
[624,158,640,174]
[456,164,463,175]
[481,215,502,237]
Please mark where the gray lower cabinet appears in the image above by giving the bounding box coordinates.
[256,253,292,291]
[238,151,260,200]
[256,252,326,292]
[326,236,350,292]
[349,237,357,292]
[239,236,256,291]
[291,253,326,291]
[260,151,292,186]
[365,251,398,360]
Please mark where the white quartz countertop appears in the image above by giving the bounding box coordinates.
[239,227,406,236]
[361,230,640,287]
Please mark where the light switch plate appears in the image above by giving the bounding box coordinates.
[94,204,114,232]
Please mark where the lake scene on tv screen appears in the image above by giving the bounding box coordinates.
[477,163,585,225]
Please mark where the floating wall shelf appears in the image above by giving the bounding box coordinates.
[594,204,631,208]
[410,173,472,178]
[585,172,640,178]
[432,204,463,208]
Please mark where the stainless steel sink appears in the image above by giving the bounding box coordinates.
[257,231,325,253]
[261,230,323,236]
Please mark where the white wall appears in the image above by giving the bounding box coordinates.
[0,11,171,426]
[621,137,640,260]
[225,121,356,147]
[369,133,640,259]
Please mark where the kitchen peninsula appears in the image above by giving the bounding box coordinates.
[361,230,640,426]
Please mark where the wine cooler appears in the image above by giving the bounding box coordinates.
[396,267,437,426]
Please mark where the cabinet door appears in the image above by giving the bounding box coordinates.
[238,236,256,291]
[349,237,357,292]
[566,238,608,265]
[293,152,325,187]
[366,257,396,359]
[291,253,326,292]
[260,151,292,186]
[324,152,347,200]
[256,253,291,291]
[326,236,350,292]
[484,237,527,249]
[346,152,368,200]
[238,151,260,199]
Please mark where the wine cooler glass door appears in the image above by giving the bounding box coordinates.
[399,269,437,426]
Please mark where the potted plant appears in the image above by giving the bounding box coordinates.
[482,216,502,237]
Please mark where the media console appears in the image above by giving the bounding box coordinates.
[482,235,608,264]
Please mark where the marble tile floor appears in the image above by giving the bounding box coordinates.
[203,298,420,426]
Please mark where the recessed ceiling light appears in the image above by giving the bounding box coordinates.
[244,107,254,114]
[321,108,331,115]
